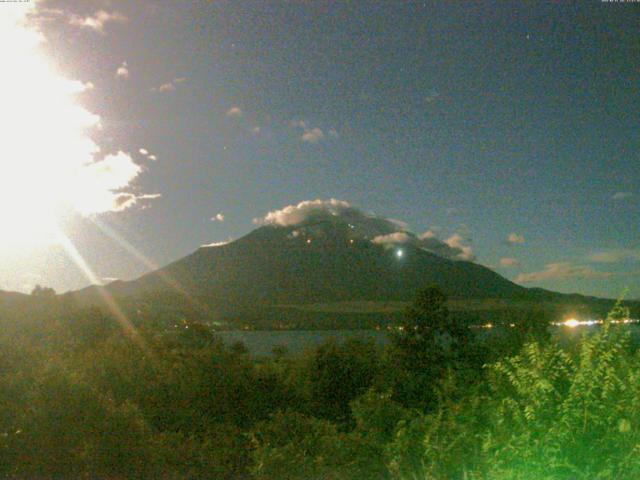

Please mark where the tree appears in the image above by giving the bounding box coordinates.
[30,285,56,299]
[306,338,380,423]
[388,286,480,409]
[250,411,346,480]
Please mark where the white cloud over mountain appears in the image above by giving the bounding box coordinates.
[258,199,475,261]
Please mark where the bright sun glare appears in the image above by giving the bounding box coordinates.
[0,4,140,249]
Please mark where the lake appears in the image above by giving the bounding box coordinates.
[217,323,640,357]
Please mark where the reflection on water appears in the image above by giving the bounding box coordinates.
[217,322,640,356]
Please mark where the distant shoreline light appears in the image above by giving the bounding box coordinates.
[554,317,639,328]
[469,317,640,330]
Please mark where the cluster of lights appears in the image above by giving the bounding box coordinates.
[471,318,639,330]
[554,317,639,328]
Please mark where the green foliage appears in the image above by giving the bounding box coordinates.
[250,411,346,480]
[305,337,380,423]
[483,320,640,478]
[388,286,485,409]
[0,289,638,478]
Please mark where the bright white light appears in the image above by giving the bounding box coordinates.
[0,4,145,250]
[564,318,580,328]
[396,249,404,258]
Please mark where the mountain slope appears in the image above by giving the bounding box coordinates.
[75,220,531,312]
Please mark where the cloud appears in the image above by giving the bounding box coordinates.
[612,192,633,200]
[151,78,186,93]
[372,232,412,246]
[138,148,158,161]
[425,89,440,103]
[0,3,158,228]
[211,213,225,222]
[69,10,128,33]
[499,257,520,267]
[444,234,475,261]
[373,231,475,261]
[116,61,129,79]
[258,199,353,227]
[258,199,475,261]
[507,233,525,244]
[302,127,325,143]
[111,193,161,212]
[202,240,231,248]
[74,151,154,214]
[588,249,640,263]
[226,106,243,118]
[152,82,174,92]
[515,262,611,284]
[291,119,327,143]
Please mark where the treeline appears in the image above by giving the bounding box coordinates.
[0,287,639,478]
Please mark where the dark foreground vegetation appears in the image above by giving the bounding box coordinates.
[1,286,639,479]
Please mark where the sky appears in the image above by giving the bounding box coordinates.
[0,0,638,299]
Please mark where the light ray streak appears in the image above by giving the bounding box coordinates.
[55,228,153,357]
[88,216,214,316]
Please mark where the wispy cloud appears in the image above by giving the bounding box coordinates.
[202,240,231,248]
[151,77,187,93]
[515,262,611,283]
[612,192,633,200]
[507,233,525,245]
[291,119,332,143]
[152,83,174,92]
[112,193,161,212]
[138,148,158,161]
[588,249,640,263]
[425,90,440,103]
[443,234,475,261]
[499,257,520,267]
[69,10,128,33]
[116,61,129,79]
[226,106,243,118]
[301,127,324,143]
[211,213,225,222]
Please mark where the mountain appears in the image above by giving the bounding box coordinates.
[0,289,28,307]
[80,221,524,304]
[72,219,549,306]
[68,218,634,328]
